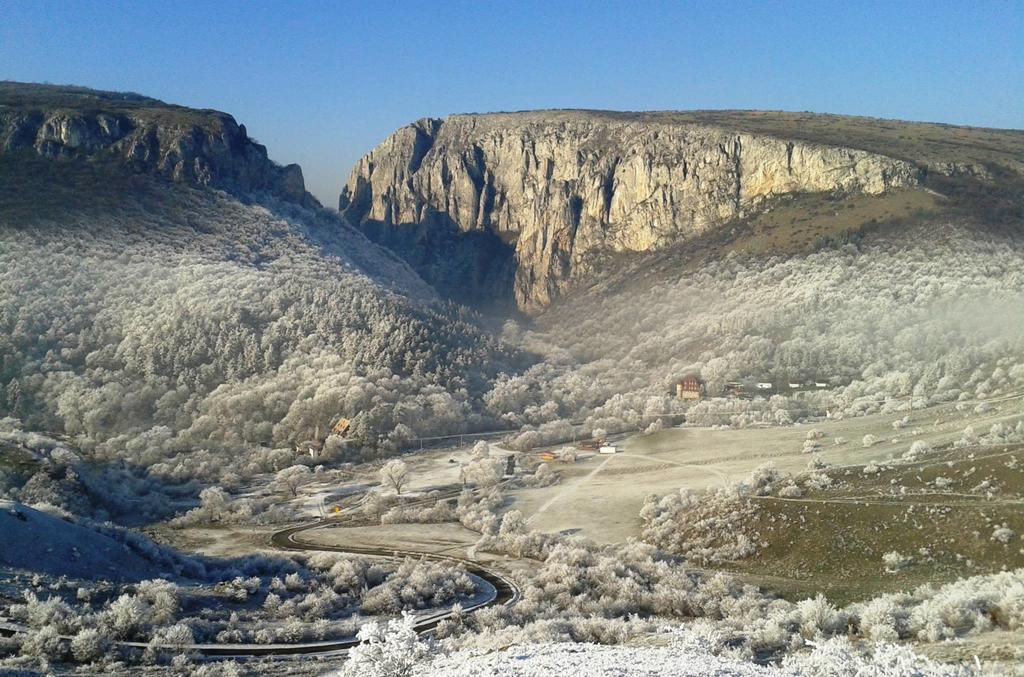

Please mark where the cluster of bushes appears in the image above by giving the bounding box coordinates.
[1,542,482,672]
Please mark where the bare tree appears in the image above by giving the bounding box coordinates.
[380,459,409,495]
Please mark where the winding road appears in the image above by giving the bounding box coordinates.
[0,516,521,660]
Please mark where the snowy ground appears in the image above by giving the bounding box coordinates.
[415,631,973,677]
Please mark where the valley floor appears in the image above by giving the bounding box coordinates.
[510,392,1024,543]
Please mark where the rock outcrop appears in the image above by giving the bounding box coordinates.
[340,111,920,311]
[0,82,318,207]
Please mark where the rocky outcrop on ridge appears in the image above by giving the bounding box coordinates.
[340,111,922,311]
[0,82,317,207]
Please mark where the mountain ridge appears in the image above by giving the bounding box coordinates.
[0,81,319,209]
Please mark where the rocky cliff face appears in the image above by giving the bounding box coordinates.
[340,111,920,311]
[0,83,317,207]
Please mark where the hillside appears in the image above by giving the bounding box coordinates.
[0,501,166,581]
[0,83,523,487]
[340,109,1024,312]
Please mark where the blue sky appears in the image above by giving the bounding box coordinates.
[2,1,1022,205]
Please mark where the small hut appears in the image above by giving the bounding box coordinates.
[676,374,702,400]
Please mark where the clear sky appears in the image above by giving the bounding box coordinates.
[2,1,1022,206]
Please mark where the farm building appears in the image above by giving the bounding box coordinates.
[676,374,703,400]
[331,417,351,436]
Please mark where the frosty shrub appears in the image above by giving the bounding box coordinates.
[882,551,913,573]
[862,434,879,448]
[459,456,503,488]
[341,611,429,677]
[902,440,932,462]
[20,625,65,661]
[795,594,849,639]
[274,465,313,497]
[740,463,783,496]
[854,595,912,642]
[992,525,1015,544]
[380,499,456,525]
[70,627,111,662]
[644,418,665,434]
[801,439,821,453]
[149,623,195,648]
[778,482,804,498]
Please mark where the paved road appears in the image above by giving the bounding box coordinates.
[0,516,521,659]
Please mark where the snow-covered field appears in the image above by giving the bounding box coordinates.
[418,639,971,677]
[333,623,975,677]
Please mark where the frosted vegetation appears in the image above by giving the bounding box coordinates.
[0,502,481,672]
[3,161,1023,479]
[495,224,1024,439]
[2,147,1024,673]
[0,166,520,485]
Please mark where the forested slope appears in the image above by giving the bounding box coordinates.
[0,123,523,485]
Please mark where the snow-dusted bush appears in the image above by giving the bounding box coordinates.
[380,499,457,525]
[460,456,503,487]
[70,627,111,662]
[644,418,665,435]
[341,612,429,677]
[902,439,932,462]
[795,594,849,639]
[992,525,1015,544]
[19,625,65,661]
[778,483,804,498]
[882,551,913,573]
[149,622,195,648]
[862,434,879,448]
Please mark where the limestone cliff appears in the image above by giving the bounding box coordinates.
[340,111,921,311]
[0,82,317,207]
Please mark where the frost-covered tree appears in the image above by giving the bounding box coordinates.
[275,465,313,497]
[379,460,409,495]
